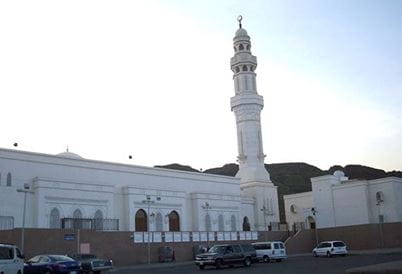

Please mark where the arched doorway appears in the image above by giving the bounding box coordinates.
[307,216,316,229]
[242,216,251,231]
[135,209,147,231]
[218,215,224,231]
[94,210,103,230]
[168,210,180,231]
[231,215,236,231]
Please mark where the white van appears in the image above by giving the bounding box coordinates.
[251,241,287,263]
[0,243,24,274]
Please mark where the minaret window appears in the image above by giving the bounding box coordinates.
[234,47,237,52]
[242,65,248,72]
[250,66,254,72]
[247,44,250,50]
[239,44,244,50]
[235,67,240,73]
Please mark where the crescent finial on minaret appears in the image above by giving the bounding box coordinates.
[237,15,243,29]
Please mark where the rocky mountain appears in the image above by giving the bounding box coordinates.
[155,162,402,223]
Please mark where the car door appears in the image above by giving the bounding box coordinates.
[25,255,42,274]
[0,246,13,274]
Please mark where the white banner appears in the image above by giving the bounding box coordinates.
[217,232,224,241]
[153,232,162,243]
[231,232,238,241]
[224,232,231,241]
[200,232,208,242]
[239,232,245,240]
[182,232,190,242]
[134,232,143,243]
[208,232,215,241]
[174,232,182,242]
[252,231,258,240]
[165,232,173,242]
[192,232,200,242]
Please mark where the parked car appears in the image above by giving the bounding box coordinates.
[24,255,81,274]
[194,243,256,270]
[312,241,348,257]
[69,253,113,274]
[0,243,24,274]
[251,241,288,263]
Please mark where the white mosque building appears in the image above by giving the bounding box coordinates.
[0,20,279,232]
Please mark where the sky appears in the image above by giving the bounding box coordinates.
[0,0,401,172]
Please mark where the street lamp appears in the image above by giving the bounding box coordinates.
[201,202,212,249]
[311,207,319,246]
[260,206,269,240]
[16,183,34,254]
[142,195,161,264]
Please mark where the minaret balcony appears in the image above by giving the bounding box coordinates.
[230,54,257,67]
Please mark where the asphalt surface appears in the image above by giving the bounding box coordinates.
[111,252,402,274]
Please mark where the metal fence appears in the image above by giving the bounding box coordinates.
[61,218,119,231]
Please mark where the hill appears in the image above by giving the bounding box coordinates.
[155,163,402,223]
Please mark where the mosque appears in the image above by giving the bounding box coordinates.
[0,19,280,233]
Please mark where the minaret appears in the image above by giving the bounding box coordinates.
[230,16,279,230]
[230,16,272,185]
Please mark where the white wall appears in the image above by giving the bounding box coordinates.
[284,191,313,227]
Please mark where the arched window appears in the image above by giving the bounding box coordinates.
[290,204,297,214]
[218,214,224,231]
[246,44,250,50]
[231,215,236,231]
[6,173,12,186]
[242,65,248,72]
[73,209,83,229]
[73,209,82,219]
[239,44,244,50]
[376,191,384,203]
[135,209,147,231]
[205,214,212,232]
[242,216,250,231]
[155,212,163,231]
[235,67,240,73]
[233,46,237,52]
[168,210,180,231]
[94,210,103,230]
[49,208,60,229]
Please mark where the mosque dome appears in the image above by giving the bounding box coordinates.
[234,28,250,41]
[56,151,84,159]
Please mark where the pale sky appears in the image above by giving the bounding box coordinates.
[0,0,401,172]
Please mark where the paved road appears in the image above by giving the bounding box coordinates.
[111,253,402,274]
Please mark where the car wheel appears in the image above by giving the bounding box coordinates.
[243,257,252,267]
[263,255,270,263]
[215,259,223,269]
[326,251,332,258]
[313,251,318,257]
[199,265,205,270]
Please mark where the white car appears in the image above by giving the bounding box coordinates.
[0,243,24,274]
[312,241,348,257]
[251,241,287,263]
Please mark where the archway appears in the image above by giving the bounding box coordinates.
[242,216,251,231]
[135,209,147,231]
[168,210,180,231]
[307,216,316,229]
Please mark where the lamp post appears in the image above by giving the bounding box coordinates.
[142,195,161,264]
[16,183,34,254]
[201,202,212,249]
[311,207,319,246]
[260,205,269,240]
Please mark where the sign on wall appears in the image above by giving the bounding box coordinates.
[200,232,207,241]
[64,233,75,241]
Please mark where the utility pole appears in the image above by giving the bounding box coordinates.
[16,183,34,254]
[201,202,212,249]
[142,195,161,264]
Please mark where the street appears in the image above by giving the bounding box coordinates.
[111,253,402,274]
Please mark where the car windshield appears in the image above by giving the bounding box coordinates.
[49,255,74,262]
[317,242,329,248]
[208,246,226,254]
